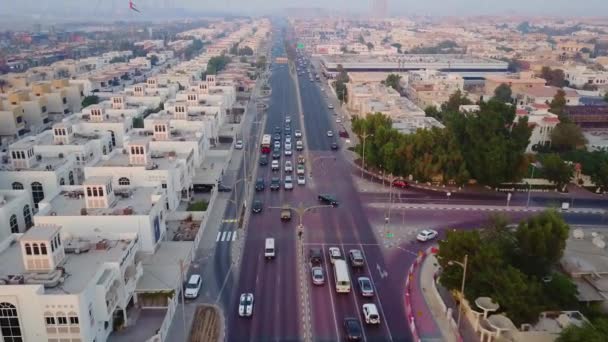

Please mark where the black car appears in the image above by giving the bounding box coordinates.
[259,155,268,166]
[272,150,281,160]
[330,141,339,150]
[252,199,263,213]
[318,194,338,206]
[193,184,213,193]
[343,318,363,341]
[309,248,322,265]
[217,183,232,192]
[270,177,281,191]
[255,178,265,191]
[273,133,281,141]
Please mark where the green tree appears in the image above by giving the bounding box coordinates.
[238,46,254,56]
[385,74,402,92]
[441,90,472,113]
[551,123,587,152]
[424,106,441,120]
[493,83,513,103]
[541,154,573,191]
[549,89,567,118]
[513,210,570,277]
[336,64,349,83]
[256,55,267,69]
[590,160,608,191]
[541,66,566,87]
[366,42,374,51]
[335,81,348,103]
[132,117,144,128]
[81,95,100,108]
[207,55,231,75]
[558,318,608,342]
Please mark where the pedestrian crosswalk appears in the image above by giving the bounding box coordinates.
[216,231,238,242]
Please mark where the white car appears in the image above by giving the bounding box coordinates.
[285,148,293,156]
[327,130,334,137]
[285,161,293,173]
[295,130,302,138]
[274,141,281,149]
[328,247,342,264]
[235,140,243,149]
[285,142,292,150]
[285,116,291,124]
[416,229,438,242]
[297,175,306,185]
[184,274,202,299]
[297,164,305,175]
[238,293,254,317]
[285,136,292,144]
[336,118,342,123]
[363,304,380,325]
[271,160,279,171]
[284,176,294,190]
[328,104,334,109]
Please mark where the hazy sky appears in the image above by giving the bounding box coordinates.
[6,0,608,16]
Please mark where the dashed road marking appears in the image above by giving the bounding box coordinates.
[222,218,238,223]
[216,231,238,242]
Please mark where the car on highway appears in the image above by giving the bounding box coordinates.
[285,141,292,150]
[285,161,293,173]
[357,277,374,297]
[284,176,294,190]
[285,125,291,133]
[393,179,409,188]
[285,136,292,144]
[284,148,292,156]
[318,194,338,206]
[331,141,339,150]
[273,133,281,141]
[328,104,334,109]
[296,140,303,151]
[252,199,263,213]
[343,318,363,341]
[274,126,281,134]
[281,205,291,221]
[274,141,281,150]
[270,177,281,191]
[297,175,306,185]
[259,154,268,166]
[311,266,325,285]
[285,116,291,124]
[363,304,380,325]
[295,130,302,138]
[238,293,254,317]
[417,229,438,242]
[272,150,281,160]
[336,118,342,123]
[349,249,365,268]
[297,164,305,175]
[327,130,334,137]
[255,178,265,191]
[184,274,202,299]
[309,248,323,265]
[235,140,243,149]
[271,160,279,171]
[328,247,342,264]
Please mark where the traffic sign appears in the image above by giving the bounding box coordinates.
[386,232,394,238]
[297,43,305,49]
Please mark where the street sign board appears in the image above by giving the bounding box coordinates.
[386,233,394,238]
[297,43,305,49]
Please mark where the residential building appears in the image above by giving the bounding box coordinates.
[484,72,546,99]
[405,69,465,108]
[0,189,35,237]
[392,116,445,135]
[565,66,608,89]
[518,86,580,106]
[0,100,27,139]
[516,105,560,152]
[5,90,50,134]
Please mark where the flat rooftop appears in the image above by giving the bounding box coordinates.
[0,155,70,172]
[95,150,187,169]
[0,235,134,294]
[322,54,508,70]
[44,187,159,216]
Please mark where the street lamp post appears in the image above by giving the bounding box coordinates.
[361,131,374,178]
[448,254,468,329]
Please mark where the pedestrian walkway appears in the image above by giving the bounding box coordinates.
[216,230,238,242]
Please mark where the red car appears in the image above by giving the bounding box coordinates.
[392,179,409,188]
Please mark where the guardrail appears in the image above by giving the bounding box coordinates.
[404,253,424,342]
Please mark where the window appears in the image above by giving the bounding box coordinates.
[56,313,67,325]
[69,314,79,325]
[24,243,31,255]
[161,183,167,189]
[32,243,40,255]
[10,215,18,233]
[44,312,55,326]
[23,205,32,229]
[31,182,44,205]
[108,130,116,146]
[102,145,107,155]
[86,187,92,197]
[12,182,23,190]
[40,243,47,255]
[59,178,65,185]
[0,302,23,341]
[69,171,74,185]
[118,177,130,186]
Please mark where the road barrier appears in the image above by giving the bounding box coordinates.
[404,252,424,342]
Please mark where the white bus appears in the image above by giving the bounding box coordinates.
[333,259,351,293]
[261,134,272,154]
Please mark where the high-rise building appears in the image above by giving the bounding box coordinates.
[371,0,388,18]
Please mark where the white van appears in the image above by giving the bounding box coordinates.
[265,238,275,259]
[184,274,202,299]
[333,259,351,293]
[363,303,380,324]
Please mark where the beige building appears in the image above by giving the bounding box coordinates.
[405,69,464,109]
[5,90,50,134]
[346,82,425,119]
[0,100,27,139]
[484,72,547,99]
[518,86,580,106]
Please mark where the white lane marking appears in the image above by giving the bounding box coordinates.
[321,243,341,340]
[216,232,222,242]
[232,231,237,241]
[221,231,227,241]
[359,245,393,342]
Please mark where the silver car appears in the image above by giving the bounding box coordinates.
[311,266,325,285]
[358,277,374,297]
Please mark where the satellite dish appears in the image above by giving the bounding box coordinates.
[573,229,584,239]
[592,237,606,249]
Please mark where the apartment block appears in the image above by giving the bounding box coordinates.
[406,69,465,108]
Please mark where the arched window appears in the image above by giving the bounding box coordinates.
[102,145,107,155]
[108,130,116,146]
[44,311,55,326]
[56,311,67,325]
[23,205,32,229]
[118,177,130,186]
[32,243,40,255]
[0,302,22,341]
[25,243,32,255]
[40,243,47,255]
[12,182,24,190]
[10,214,18,233]
[59,178,65,185]
[69,171,75,185]
[31,182,44,205]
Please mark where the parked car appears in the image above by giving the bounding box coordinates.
[393,179,409,188]
[349,249,365,268]
[416,229,438,242]
[357,277,374,297]
[235,140,243,149]
[238,293,254,317]
[311,266,325,285]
